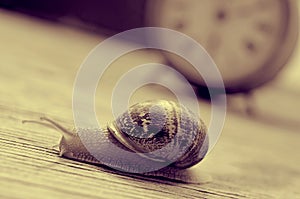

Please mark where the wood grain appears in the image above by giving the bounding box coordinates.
[0,9,299,199]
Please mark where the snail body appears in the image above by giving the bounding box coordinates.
[29,100,209,183]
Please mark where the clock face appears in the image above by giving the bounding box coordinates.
[146,0,298,92]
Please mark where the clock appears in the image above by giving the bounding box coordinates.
[145,0,299,93]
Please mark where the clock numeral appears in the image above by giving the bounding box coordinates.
[245,41,257,53]
[216,9,227,22]
[174,22,185,31]
[257,22,274,35]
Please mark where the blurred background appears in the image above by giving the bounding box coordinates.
[0,1,299,198]
[0,0,299,129]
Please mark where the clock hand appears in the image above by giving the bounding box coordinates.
[205,31,222,58]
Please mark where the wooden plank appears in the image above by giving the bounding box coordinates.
[0,8,299,199]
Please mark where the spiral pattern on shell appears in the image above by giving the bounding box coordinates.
[108,100,208,169]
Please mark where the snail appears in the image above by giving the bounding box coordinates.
[24,100,210,183]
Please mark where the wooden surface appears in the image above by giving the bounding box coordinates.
[1,9,300,199]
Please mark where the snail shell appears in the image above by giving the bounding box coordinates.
[108,100,208,169]
[27,100,209,183]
